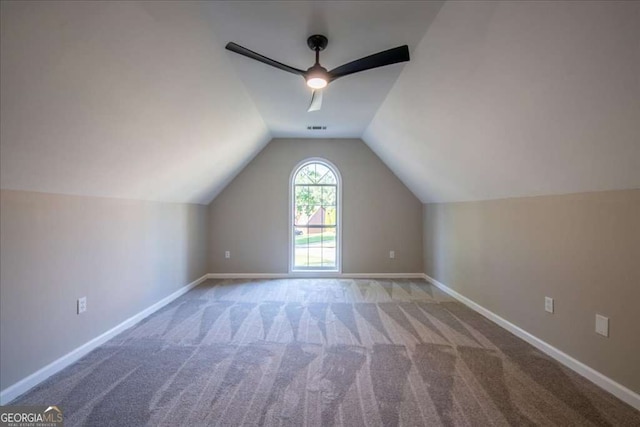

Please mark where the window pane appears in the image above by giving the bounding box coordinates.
[293,205,309,227]
[321,187,336,206]
[318,170,336,184]
[294,186,314,226]
[323,207,337,226]
[295,226,309,246]
[314,163,328,175]
[307,245,323,266]
[320,227,336,248]
[295,166,313,184]
[320,225,336,267]
[296,185,320,208]
[294,224,309,267]
[312,185,323,202]
[309,165,321,184]
[322,247,336,267]
[306,206,323,228]
[314,164,329,181]
[295,246,308,266]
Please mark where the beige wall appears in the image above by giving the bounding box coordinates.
[208,138,423,274]
[423,189,640,393]
[0,190,208,390]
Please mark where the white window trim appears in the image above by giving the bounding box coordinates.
[289,157,342,274]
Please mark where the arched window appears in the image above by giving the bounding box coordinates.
[290,159,341,272]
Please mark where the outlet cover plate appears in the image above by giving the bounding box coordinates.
[595,314,609,337]
[77,297,87,314]
[545,297,554,313]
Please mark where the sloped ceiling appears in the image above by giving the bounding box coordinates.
[0,1,270,205]
[364,1,640,203]
[1,1,639,206]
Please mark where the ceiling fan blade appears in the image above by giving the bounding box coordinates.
[307,89,323,112]
[225,42,306,76]
[328,45,410,81]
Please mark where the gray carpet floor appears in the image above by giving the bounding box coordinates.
[11,278,640,426]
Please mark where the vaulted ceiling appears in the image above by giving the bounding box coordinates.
[1,1,638,205]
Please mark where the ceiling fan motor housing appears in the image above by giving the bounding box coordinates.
[307,35,328,51]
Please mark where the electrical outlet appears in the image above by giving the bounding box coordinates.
[225,251,230,259]
[77,297,87,314]
[545,297,554,313]
[595,314,609,337]
[389,250,395,259]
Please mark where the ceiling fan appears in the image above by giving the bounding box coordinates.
[225,35,410,112]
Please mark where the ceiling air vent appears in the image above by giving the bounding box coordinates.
[307,125,327,130]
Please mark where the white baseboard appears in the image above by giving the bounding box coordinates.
[207,272,425,279]
[207,273,288,279]
[0,274,209,405]
[342,273,424,279]
[423,274,640,411]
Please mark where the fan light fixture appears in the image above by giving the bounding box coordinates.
[305,63,329,89]
[306,77,327,89]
